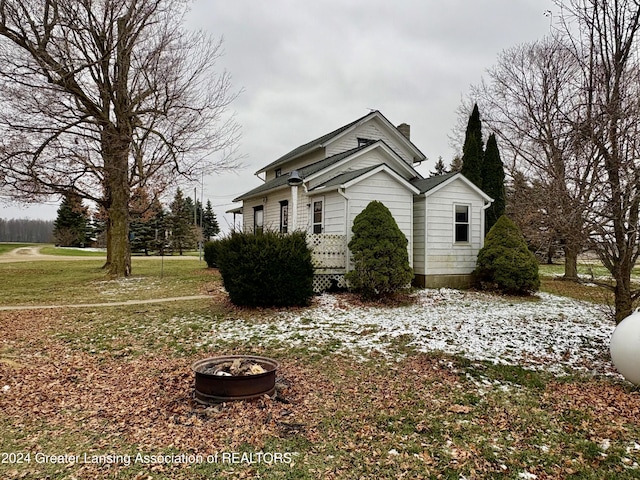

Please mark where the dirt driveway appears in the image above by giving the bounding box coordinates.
[0,246,199,263]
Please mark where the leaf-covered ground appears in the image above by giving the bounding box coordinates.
[1,279,640,479]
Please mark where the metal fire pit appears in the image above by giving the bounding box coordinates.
[192,355,279,404]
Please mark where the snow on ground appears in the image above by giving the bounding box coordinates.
[202,289,619,378]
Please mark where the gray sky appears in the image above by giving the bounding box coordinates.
[1,0,554,232]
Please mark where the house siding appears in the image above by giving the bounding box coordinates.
[424,179,486,275]
[345,171,414,267]
[326,119,414,165]
[307,149,389,190]
[413,196,426,275]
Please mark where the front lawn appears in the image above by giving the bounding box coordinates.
[0,262,639,479]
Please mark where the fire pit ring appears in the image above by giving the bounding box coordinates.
[192,355,279,404]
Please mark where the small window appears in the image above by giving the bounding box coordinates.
[454,205,469,243]
[279,200,289,233]
[253,205,264,234]
[357,137,373,147]
[312,199,323,234]
[275,168,282,177]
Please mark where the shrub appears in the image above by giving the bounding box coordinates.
[474,215,540,294]
[216,231,314,307]
[203,240,221,268]
[346,201,413,300]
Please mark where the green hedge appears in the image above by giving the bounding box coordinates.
[203,240,221,268]
[346,201,413,299]
[474,215,540,295]
[216,231,314,307]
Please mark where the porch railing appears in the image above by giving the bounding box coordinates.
[307,234,347,272]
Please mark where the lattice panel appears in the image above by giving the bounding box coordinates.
[308,234,347,269]
[312,274,347,293]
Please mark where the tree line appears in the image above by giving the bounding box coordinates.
[0,218,54,243]
[53,188,219,255]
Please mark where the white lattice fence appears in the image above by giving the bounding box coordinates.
[308,234,347,270]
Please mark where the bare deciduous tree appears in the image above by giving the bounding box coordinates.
[558,0,640,323]
[0,0,239,276]
[472,35,600,281]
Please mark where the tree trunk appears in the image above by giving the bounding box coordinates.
[563,244,579,281]
[103,126,132,277]
[614,274,633,325]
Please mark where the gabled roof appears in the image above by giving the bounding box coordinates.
[411,172,457,193]
[312,163,421,195]
[255,110,426,175]
[233,145,369,202]
[412,172,493,202]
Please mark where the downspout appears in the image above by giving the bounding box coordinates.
[337,186,351,273]
[480,198,493,248]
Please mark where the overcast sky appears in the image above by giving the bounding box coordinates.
[1,0,554,232]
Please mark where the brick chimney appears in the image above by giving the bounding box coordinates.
[397,123,410,140]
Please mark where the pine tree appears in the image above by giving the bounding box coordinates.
[429,157,449,177]
[169,188,197,254]
[460,103,484,188]
[202,200,220,240]
[482,133,506,234]
[53,193,89,247]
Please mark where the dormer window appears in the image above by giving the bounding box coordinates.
[357,138,374,147]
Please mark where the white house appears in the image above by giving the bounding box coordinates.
[232,110,493,291]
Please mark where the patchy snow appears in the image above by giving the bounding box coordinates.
[202,289,619,378]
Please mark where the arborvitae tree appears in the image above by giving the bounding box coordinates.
[202,200,220,240]
[460,103,484,189]
[169,188,196,254]
[482,133,506,234]
[474,215,540,295]
[429,157,449,177]
[53,193,89,247]
[346,201,413,299]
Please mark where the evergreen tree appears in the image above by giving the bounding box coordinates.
[474,215,540,295]
[129,188,161,255]
[482,133,506,234]
[53,193,89,247]
[346,201,413,299]
[169,188,196,254]
[202,200,220,240]
[429,157,449,177]
[460,103,484,188]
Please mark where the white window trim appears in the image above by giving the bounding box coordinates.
[311,196,325,234]
[453,203,471,245]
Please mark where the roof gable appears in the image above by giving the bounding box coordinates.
[413,172,493,201]
[312,164,421,195]
[255,110,426,175]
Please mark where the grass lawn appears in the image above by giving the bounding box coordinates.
[0,243,36,255]
[1,260,639,479]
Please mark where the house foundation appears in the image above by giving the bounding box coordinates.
[413,274,475,290]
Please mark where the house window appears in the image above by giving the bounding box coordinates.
[454,204,470,243]
[357,137,373,147]
[312,199,323,234]
[279,200,289,233]
[275,168,282,177]
[253,205,264,234]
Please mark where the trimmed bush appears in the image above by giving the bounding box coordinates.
[346,201,413,300]
[203,240,221,268]
[474,215,540,294]
[216,231,314,307]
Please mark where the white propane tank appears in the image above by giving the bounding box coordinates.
[610,310,640,385]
